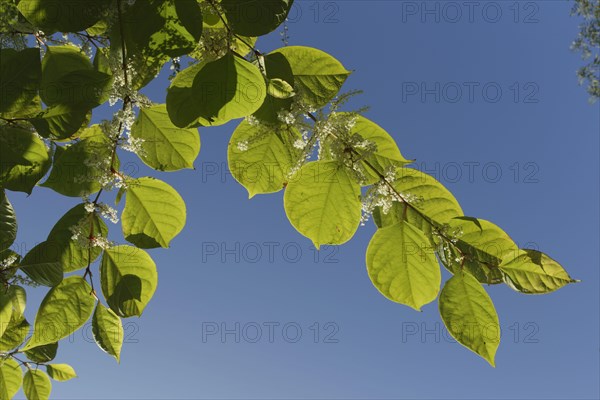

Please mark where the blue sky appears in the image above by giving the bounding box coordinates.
[8,1,600,399]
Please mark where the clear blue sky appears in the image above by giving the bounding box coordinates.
[9,1,599,398]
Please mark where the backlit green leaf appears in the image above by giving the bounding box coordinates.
[0,47,41,118]
[500,249,577,294]
[122,177,186,248]
[23,369,52,400]
[131,104,200,171]
[0,190,17,251]
[46,364,77,382]
[0,358,22,400]
[284,161,361,248]
[228,119,302,197]
[100,245,158,318]
[18,0,111,33]
[24,276,94,350]
[25,342,58,364]
[439,272,500,366]
[366,221,440,310]
[92,303,124,362]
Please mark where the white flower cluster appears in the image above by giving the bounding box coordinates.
[69,214,114,250]
[121,134,145,155]
[0,254,18,270]
[277,110,296,125]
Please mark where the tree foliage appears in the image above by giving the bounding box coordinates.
[0,0,579,397]
[572,0,600,101]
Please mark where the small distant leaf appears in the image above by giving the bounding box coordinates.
[92,303,124,362]
[439,272,500,366]
[122,177,186,248]
[46,364,77,382]
[366,221,441,310]
[100,246,158,318]
[0,358,22,400]
[25,342,58,364]
[500,249,577,294]
[284,161,361,248]
[130,104,200,171]
[24,276,94,350]
[228,119,302,197]
[267,78,295,99]
[23,369,52,400]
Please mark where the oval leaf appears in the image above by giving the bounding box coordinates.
[100,245,158,318]
[122,177,186,249]
[130,104,201,171]
[24,276,94,350]
[500,249,577,294]
[284,161,361,248]
[366,221,441,310]
[23,369,52,400]
[228,119,301,197]
[439,272,500,366]
[0,358,22,400]
[92,303,124,362]
[46,364,77,382]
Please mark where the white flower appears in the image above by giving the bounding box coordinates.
[293,139,305,149]
[277,110,296,125]
[99,204,119,224]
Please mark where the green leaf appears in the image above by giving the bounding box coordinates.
[46,203,108,272]
[284,161,361,248]
[439,272,500,366]
[221,0,293,36]
[24,276,94,350]
[0,125,51,195]
[92,303,124,362]
[166,53,267,128]
[41,130,116,197]
[252,52,295,123]
[0,316,29,352]
[100,245,158,318]
[0,47,41,118]
[30,104,90,140]
[350,116,413,185]
[24,342,58,364]
[122,177,186,248]
[130,104,200,171]
[267,78,295,99]
[0,358,22,400]
[228,119,302,197]
[366,221,441,310]
[500,249,577,294]
[0,288,12,338]
[110,0,200,90]
[40,45,111,109]
[18,0,111,33]
[269,46,351,107]
[373,168,463,238]
[0,191,17,251]
[447,217,519,267]
[19,241,64,287]
[8,285,27,318]
[46,364,76,382]
[23,369,52,400]
[174,0,203,40]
